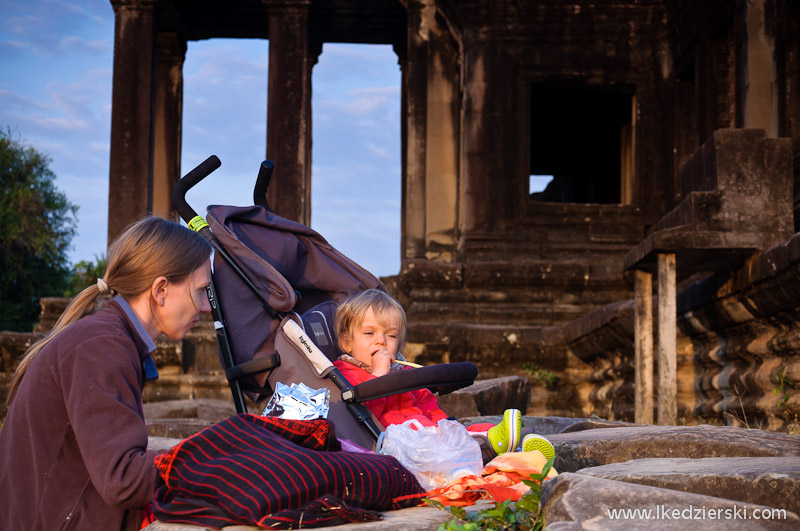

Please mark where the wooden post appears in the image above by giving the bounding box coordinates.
[634,269,654,424]
[657,252,677,425]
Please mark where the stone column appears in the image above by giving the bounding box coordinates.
[264,0,312,225]
[424,16,459,261]
[152,33,186,221]
[657,252,677,425]
[108,0,157,244]
[402,0,460,262]
[736,0,780,138]
[401,0,430,260]
[634,269,654,424]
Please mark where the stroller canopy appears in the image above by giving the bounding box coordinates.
[206,204,385,388]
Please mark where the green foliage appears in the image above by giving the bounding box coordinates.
[773,368,791,411]
[426,458,554,531]
[0,128,78,331]
[523,363,559,388]
[63,255,107,297]
[772,368,799,434]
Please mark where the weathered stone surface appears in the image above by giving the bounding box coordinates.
[437,375,530,417]
[549,425,800,473]
[542,473,800,530]
[144,398,239,438]
[143,505,449,531]
[577,457,800,515]
[148,436,183,452]
[0,331,39,371]
[143,398,236,423]
[145,418,214,439]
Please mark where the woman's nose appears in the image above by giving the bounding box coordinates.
[199,296,212,314]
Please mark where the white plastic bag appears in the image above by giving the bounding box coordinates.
[377,419,483,491]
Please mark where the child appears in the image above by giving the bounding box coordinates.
[333,289,555,463]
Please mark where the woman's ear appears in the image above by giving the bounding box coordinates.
[151,276,169,306]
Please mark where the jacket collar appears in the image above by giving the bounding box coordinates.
[111,295,159,381]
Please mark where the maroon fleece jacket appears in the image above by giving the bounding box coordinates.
[0,298,160,531]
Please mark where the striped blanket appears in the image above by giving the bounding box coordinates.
[153,414,425,528]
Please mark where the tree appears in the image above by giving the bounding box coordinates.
[63,255,106,297]
[0,129,78,332]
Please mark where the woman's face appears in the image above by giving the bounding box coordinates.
[157,263,212,340]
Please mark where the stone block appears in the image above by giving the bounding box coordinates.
[577,457,800,515]
[460,415,640,436]
[436,376,530,417]
[548,424,800,473]
[542,472,800,530]
[143,398,236,423]
[144,506,450,531]
[0,331,40,371]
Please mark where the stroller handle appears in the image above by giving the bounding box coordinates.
[171,155,222,227]
[253,160,275,211]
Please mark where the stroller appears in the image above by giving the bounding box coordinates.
[171,156,478,450]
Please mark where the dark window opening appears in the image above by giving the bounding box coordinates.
[530,85,633,204]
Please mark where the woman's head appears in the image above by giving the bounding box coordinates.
[7,216,212,405]
[335,289,407,361]
[103,216,212,301]
[108,217,213,340]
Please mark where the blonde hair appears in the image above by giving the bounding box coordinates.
[335,289,407,353]
[7,216,212,405]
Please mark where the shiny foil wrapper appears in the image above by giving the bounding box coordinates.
[262,382,330,420]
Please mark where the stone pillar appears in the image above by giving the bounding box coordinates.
[264,0,312,225]
[634,269,654,424]
[424,17,459,261]
[108,0,157,244]
[657,252,677,425]
[401,0,430,260]
[401,0,460,262]
[459,32,514,237]
[737,0,780,138]
[152,33,186,221]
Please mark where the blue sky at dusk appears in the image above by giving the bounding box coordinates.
[1,0,402,277]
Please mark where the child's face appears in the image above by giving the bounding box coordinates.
[342,306,401,367]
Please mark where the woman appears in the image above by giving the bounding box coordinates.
[0,216,212,531]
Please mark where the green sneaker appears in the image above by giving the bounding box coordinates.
[487,409,522,455]
[521,433,555,460]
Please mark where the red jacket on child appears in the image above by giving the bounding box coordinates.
[333,360,449,428]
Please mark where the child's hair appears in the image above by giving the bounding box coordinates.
[6,216,212,405]
[335,289,407,353]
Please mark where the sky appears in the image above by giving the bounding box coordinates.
[0,0,402,277]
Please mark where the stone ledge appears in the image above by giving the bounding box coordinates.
[548,424,800,473]
[577,457,800,515]
[542,472,800,530]
[143,505,449,531]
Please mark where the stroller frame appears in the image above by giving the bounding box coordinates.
[171,156,478,449]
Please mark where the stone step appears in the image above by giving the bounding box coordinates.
[542,473,800,530]
[577,457,800,516]
[143,506,450,531]
[547,424,800,473]
[407,299,627,325]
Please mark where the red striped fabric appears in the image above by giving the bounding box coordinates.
[153,414,425,528]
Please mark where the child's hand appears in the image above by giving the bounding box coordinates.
[371,349,396,377]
